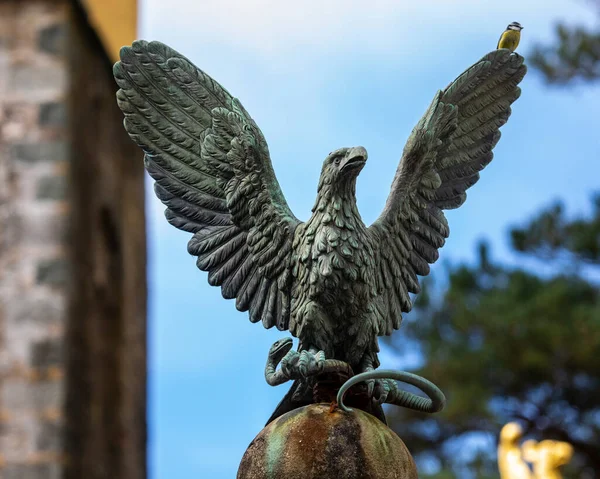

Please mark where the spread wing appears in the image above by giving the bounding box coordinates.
[114,40,301,330]
[369,50,526,335]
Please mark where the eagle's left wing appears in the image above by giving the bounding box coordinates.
[368,50,526,335]
[114,41,301,330]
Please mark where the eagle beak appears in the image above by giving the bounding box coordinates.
[341,146,368,172]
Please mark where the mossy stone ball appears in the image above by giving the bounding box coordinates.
[237,404,417,479]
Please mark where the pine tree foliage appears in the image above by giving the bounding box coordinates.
[389,195,600,478]
[530,1,600,84]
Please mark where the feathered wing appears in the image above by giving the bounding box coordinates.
[369,49,526,335]
[114,40,301,330]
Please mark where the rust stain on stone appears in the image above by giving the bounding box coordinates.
[360,413,417,478]
[278,405,334,477]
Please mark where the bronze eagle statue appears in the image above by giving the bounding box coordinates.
[114,41,526,423]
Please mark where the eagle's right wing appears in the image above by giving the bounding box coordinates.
[114,41,301,331]
[368,50,526,336]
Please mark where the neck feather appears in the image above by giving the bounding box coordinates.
[311,177,360,222]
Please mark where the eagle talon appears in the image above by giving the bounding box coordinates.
[372,378,394,405]
[281,350,300,377]
[366,379,375,398]
[298,348,327,378]
[315,350,326,373]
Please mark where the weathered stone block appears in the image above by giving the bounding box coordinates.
[12,142,67,163]
[38,23,67,56]
[1,104,39,141]
[36,259,69,287]
[7,293,65,326]
[30,339,63,370]
[36,175,67,200]
[1,380,64,410]
[4,464,61,479]
[9,64,67,100]
[39,102,67,128]
[1,382,33,410]
[37,420,62,452]
[20,210,68,246]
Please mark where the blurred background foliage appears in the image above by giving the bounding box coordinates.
[529,0,600,84]
[388,3,600,477]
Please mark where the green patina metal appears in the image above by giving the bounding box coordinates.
[114,41,526,429]
[337,369,446,414]
[265,417,288,479]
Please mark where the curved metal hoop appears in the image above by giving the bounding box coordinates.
[336,369,446,414]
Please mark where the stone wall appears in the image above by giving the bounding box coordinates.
[0,2,70,477]
[0,1,146,478]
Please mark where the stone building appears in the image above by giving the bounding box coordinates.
[0,1,146,478]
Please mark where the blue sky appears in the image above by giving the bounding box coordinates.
[137,1,600,477]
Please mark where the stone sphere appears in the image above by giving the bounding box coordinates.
[237,403,417,479]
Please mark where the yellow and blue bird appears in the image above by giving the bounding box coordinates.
[497,21,523,52]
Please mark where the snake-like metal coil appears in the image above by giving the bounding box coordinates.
[337,369,446,414]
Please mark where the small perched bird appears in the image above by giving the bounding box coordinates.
[498,21,523,51]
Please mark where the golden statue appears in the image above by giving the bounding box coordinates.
[522,440,574,479]
[498,423,533,479]
[498,422,574,479]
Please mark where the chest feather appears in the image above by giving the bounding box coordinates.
[294,217,375,300]
[497,30,520,51]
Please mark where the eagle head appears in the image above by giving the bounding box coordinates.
[319,146,368,190]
